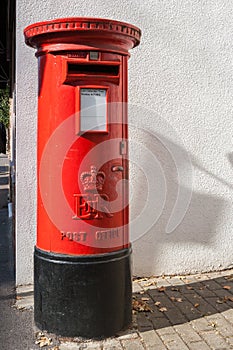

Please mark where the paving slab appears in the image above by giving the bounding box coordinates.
[139,330,166,349]
[199,330,230,349]
[174,323,202,343]
[159,332,189,350]
[188,341,211,350]
[121,338,145,349]
[102,338,123,350]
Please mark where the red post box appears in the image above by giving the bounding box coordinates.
[24,17,141,337]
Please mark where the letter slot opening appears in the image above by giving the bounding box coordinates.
[67,63,120,76]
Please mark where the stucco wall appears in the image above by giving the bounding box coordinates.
[16,0,233,284]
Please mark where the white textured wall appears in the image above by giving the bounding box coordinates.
[16,0,233,284]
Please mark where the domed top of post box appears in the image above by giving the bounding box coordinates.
[24,17,141,55]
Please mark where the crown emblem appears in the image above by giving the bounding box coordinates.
[80,165,105,192]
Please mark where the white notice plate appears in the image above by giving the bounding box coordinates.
[80,88,107,132]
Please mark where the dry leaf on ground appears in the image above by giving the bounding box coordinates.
[170,296,182,302]
[133,277,149,283]
[35,332,52,348]
[224,276,233,281]
[209,322,217,328]
[158,286,166,292]
[194,303,200,308]
[223,285,231,290]
[144,281,157,287]
[159,307,167,312]
[132,299,153,312]
[217,296,233,303]
[154,301,161,306]
[216,299,225,304]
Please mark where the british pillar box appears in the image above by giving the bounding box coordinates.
[24,17,141,337]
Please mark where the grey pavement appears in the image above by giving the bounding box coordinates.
[15,268,233,350]
[1,155,233,349]
[0,154,38,350]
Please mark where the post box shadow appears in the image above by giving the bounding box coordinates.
[130,130,227,275]
[131,273,233,332]
[227,152,233,168]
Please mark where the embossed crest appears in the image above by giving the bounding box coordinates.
[80,165,105,192]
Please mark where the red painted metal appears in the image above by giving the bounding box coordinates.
[24,18,141,255]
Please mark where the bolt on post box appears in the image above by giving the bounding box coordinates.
[24,17,141,338]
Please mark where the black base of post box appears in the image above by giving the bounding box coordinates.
[34,247,132,338]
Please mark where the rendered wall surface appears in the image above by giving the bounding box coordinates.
[16,0,233,284]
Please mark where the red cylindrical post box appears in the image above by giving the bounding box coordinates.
[24,17,141,337]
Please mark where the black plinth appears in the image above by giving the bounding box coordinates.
[34,246,132,338]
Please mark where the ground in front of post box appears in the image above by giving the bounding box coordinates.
[10,268,233,350]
